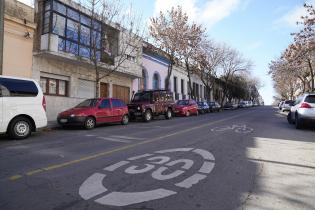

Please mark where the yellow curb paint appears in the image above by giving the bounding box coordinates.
[9,175,23,181]
[9,111,252,182]
[26,169,44,176]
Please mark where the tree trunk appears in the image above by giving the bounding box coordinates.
[307,59,314,91]
[95,68,100,98]
[185,59,194,99]
[165,61,173,91]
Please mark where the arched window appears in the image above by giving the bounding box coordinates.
[140,68,148,90]
[153,73,160,90]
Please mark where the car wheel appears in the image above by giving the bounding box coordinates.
[143,110,152,122]
[295,114,303,129]
[8,117,32,140]
[121,115,129,125]
[186,111,190,117]
[165,109,172,120]
[287,112,294,124]
[84,117,96,129]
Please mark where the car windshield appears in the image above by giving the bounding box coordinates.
[177,100,189,105]
[76,99,98,108]
[305,95,315,103]
[132,92,152,102]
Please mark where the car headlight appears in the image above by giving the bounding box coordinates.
[137,106,141,111]
[70,114,76,117]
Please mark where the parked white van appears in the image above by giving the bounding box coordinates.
[0,76,47,139]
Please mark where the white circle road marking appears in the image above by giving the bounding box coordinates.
[79,148,215,207]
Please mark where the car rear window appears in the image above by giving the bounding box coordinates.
[0,78,38,97]
[305,95,315,103]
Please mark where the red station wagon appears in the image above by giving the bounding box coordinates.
[57,98,129,129]
[173,100,199,117]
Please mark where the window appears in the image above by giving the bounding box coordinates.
[305,95,315,103]
[79,46,90,58]
[52,14,66,36]
[100,99,111,109]
[126,55,136,62]
[80,25,90,46]
[181,79,184,94]
[153,73,160,90]
[40,77,68,96]
[112,99,125,107]
[66,41,78,55]
[43,11,50,33]
[0,78,38,97]
[42,0,104,62]
[66,19,79,41]
[58,38,66,51]
[53,1,66,14]
[67,8,80,21]
[173,77,177,93]
[81,14,91,26]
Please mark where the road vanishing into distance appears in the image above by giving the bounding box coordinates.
[1,106,315,210]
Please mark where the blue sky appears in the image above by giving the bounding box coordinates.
[19,0,314,104]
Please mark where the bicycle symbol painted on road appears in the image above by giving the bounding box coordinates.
[79,148,215,207]
[210,124,254,134]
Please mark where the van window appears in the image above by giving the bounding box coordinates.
[0,78,38,97]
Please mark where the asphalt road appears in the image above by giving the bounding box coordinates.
[0,106,315,210]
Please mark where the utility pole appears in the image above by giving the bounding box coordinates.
[0,0,4,75]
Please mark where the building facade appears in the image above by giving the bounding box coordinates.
[2,0,36,78]
[132,44,209,101]
[33,0,142,120]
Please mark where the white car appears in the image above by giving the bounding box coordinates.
[0,76,47,139]
[287,93,315,129]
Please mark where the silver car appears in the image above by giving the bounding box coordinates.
[287,93,315,129]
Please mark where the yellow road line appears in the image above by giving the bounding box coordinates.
[9,111,251,182]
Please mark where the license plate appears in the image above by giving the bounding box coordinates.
[60,119,68,123]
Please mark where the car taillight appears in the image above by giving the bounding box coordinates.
[300,102,312,108]
[42,96,47,111]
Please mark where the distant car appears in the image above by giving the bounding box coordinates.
[208,101,221,112]
[0,76,47,139]
[281,100,294,112]
[238,101,247,108]
[197,101,209,114]
[57,98,129,129]
[223,102,237,110]
[173,100,198,117]
[287,93,315,129]
[278,101,285,110]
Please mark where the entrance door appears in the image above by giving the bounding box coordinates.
[112,84,130,104]
[100,83,109,98]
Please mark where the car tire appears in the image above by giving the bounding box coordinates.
[287,112,294,124]
[8,117,32,140]
[143,110,152,122]
[84,117,96,130]
[186,111,190,117]
[121,115,129,125]
[295,114,303,129]
[165,109,172,120]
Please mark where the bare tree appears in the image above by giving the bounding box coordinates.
[149,6,189,90]
[195,41,224,101]
[218,46,252,105]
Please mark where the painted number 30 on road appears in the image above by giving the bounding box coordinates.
[79,148,215,207]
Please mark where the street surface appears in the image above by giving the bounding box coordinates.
[0,106,315,210]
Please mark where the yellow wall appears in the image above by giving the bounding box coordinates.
[2,15,35,78]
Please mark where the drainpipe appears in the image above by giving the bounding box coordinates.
[0,0,4,75]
